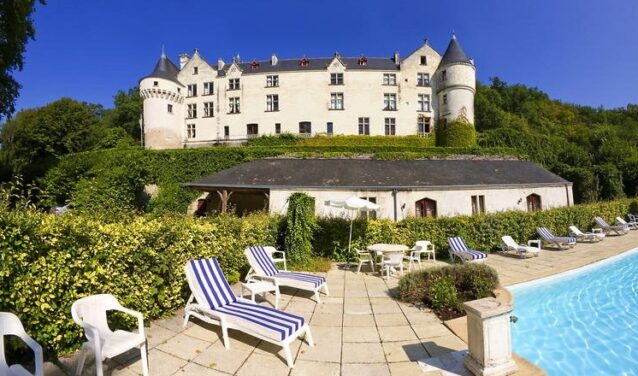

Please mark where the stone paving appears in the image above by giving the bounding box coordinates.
[43,230,638,375]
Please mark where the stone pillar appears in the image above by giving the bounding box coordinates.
[463,297,517,376]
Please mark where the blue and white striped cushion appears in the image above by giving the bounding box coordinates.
[190,258,237,309]
[276,272,325,289]
[447,237,487,260]
[536,227,554,240]
[594,217,609,228]
[213,300,304,341]
[462,249,488,260]
[248,246,280,276]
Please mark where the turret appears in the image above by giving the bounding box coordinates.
[139,51,185,149]
[434,35,476,124]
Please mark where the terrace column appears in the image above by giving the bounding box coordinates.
[463,297,518,376]
[216,190,234,214]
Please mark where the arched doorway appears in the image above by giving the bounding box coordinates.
[526,194,542,211]
[415,198,437,217]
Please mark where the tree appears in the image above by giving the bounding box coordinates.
[102,87,143,140]
[0,0,45,119]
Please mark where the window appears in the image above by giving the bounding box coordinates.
[420,56,427,65]
[384,118,396,135]
[266,94,279,111]
[327,122,333,135]
[193,66,198,75]
[167,104,173,113]
[299,121,311,135]
[266,75,279,87]
[417,116,431,134]
[417,73,430,86]
[330,73,343,85]
[153,81,158,87]
[187,103,197,118]
[187,84,197,97]
[526,194,542,211]
[418,94,431,112]
[330,93,344,110]
[383,73,397,86]
[383,93,397,110]
[471,195,486,215]
[187,124,196,139]
[224,126,230,139]
[275,123,281,134]
[358,117,370,135]
[359,197,377,219]
[441,70,447,81]
[228,78,240,90]
[443,94,448,105]
[203,102,214,117]
[229,97,240,114]
[415,198,437,217]
[203,82,214,95]
[247,123,258,137]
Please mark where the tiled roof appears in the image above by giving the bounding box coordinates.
[218,57,399,76]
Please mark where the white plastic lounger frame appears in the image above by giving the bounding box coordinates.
[594,217,629,235]
[245,246,287,276]
[616,217,638,230]
[405,240,436,271]
[568,225,604,242]
[183,258,313,368]
[71,294,149,376]
[446,237,487,263]
[0,312,43,376]
[245,246,329,303]
[500,236,540,257]
[536,227,576,249]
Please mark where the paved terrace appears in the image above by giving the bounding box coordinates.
[45,230,638,375]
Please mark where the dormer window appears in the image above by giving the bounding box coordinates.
[193,67,198,74]
[358,56,368,66]
[420,56,427,65]
[250,60,260,70]
[300,57,310,67]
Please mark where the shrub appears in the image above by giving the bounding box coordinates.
[147,183,199,215]
[629,200,638,215]
[436,119,477,147]
[397,264,499,319]
[284,192,316,263]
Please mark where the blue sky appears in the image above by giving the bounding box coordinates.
[13,0,638,111]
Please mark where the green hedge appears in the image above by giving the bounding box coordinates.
[436,119,477,147]
[0,210,278,356]
[248,134,436,147]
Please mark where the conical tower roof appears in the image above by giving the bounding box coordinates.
[439,35,473,67]
[143,52,182,85]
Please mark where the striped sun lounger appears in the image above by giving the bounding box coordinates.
[183,258,314,367]
[536,227,576,249]
[594,216,629,235]
[245,246,329,303]
[446,237,487,263]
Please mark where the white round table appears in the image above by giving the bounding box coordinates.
[366,244,410,273]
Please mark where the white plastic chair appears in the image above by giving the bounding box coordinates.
[380,252,405,280]
[405,241,436,271]
[71,294,148,376]
[354,248,374,273]
[0,312,43,376]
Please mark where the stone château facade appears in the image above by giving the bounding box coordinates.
[139,35,476,149]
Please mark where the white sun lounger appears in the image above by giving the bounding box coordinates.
[594,217,629,235]
[616,217,638,230]
[245,246,329,303]
[183,258,313,368]
[568,225,604,242]
[500,236,540,257]
[536,227,576,249]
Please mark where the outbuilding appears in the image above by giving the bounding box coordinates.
[186,158,573,220]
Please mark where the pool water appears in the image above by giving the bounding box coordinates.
[510,248,638,375]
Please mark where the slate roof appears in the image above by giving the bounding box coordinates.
[142,53,183,85]
[439,35,473,67]
[218,57,400,76]
[187,159,570,190]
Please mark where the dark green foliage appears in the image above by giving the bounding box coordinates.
[101,87,143,140]
[435,119,477,147]
[397,264,499,318]
[147,183,199,215]
[248,134,435,147]
[593,164,625,200]
[284,192,316,263]
[246,132,299,146]
[629,200,638,215]
[0,0,44,119]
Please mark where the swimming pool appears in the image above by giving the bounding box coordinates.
[510,247,638,375]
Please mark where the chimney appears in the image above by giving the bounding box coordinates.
[393,51,400,63]
[218,58,225,70]
[271,53,278,66]
[179,53,190,69]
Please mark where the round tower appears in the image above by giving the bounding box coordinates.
[139,52,184,149]
[434,35,476,124]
